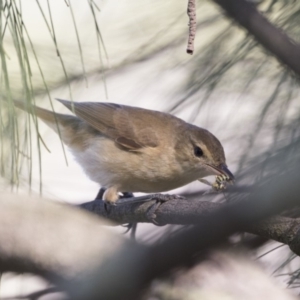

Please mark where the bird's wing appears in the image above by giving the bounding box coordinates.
[56,99,159,151]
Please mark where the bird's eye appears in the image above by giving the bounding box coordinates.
[194,146,203,157]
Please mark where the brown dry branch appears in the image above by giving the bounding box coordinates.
[187,0,197,54]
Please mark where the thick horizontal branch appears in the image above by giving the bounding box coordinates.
[0,193,147,300]
[1,167,300,299]
[80,196,220,225]
[80,197,300,255]
[213,0,300,75]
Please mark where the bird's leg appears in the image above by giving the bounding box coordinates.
[95,187,106,200]
[96,189,138,238]
[104,190,184,226]
[102,187,120,214]
[94,187,112,213]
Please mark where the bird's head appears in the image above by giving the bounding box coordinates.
[175,124,234,182]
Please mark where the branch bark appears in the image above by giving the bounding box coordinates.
[80,197,300,255]
[212,0,300,75]
[1,168,300,299]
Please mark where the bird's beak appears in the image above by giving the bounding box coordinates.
[207,163,235,182]
[218,163,235,181]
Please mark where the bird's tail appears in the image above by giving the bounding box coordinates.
[13,100,82,147]
[14,100,61,128]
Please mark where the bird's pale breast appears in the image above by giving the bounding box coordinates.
[70,136,203,193]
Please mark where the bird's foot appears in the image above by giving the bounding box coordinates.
[146,194,185,226]
[103,191,183,227]
[94,188,137,238]
[119,192,137,239]
[93,188,116,214]
[93,187,112,214]
[122,222,137,239]
[122,222,134,234]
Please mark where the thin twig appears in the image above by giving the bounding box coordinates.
[187,0,196,54]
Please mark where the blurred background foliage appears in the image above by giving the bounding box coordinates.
[1,0,300,295]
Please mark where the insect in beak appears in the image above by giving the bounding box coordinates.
[200,163,234,191]
[212,163,234,191]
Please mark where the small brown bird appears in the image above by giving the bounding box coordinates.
[14,99,234,205]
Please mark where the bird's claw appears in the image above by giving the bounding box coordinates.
[146,201,163,226]
[120,192,137,239]
[147,194,183,225]
[122,223,134,234]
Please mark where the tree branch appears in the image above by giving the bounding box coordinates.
[80,197,300,255]
[212,0,300,75]
[187,0,197,54]
[0,192,147,299]
[1,168,300,299]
